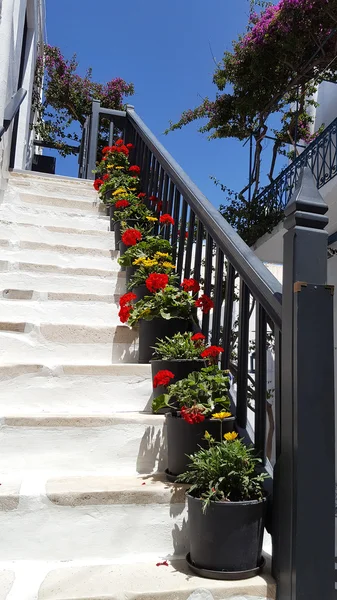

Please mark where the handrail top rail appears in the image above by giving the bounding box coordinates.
[0,88,27,141]
[126,107,282,328]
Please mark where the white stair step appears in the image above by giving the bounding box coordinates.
[0,246,117,271]
[34,557,275,600]
[0,364,152,414]
[0,221,114,251]
[0,299,120,324]
[0,239,115,258]
[0,413,166,475]
[10,170,97,198]
[0,271,125,296]
[0,475,187,561]
[0,204,110,232]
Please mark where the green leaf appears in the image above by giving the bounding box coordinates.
[152,394,169,413]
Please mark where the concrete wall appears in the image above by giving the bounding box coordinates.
[0,0,45,200]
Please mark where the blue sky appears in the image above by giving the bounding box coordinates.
[46,0,281,207]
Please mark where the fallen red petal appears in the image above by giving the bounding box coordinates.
[156,561,169,567]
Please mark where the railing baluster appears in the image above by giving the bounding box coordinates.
[236,279,250,429]
[221,262,235,370]
[211,246,224,346]
[176,199,188,279]
[162,172,169,214]
[152,159,160,197]
[255,301,267,464]
[108,121,114,145]
[171,189,181,263]
[202,233,213,338]
[183,209,196,280]
[274,327,282,461]
[164,180,175,241]
[193,219,204,283]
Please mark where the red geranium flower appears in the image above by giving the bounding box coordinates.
[129,165,141,174]
[115,199,130,209]
[118,305,132,323]
[121,228,142,246]
[181,278,200,293]
[149,196,158,203]
[126,143,134,149]
[119,145,129,156]
[160,214,175,226]
[102,146,112,154]
[103,174,110,181]
[93,179,103,191]
[110,145,118,152]
[195,294,214,314]
[115,139,124,146]
[156,201,163,212]
[145,273,169,293]
[102,156,107,161]
[180,406,205,424]
[200,346,224,359]
[137,192,146,198]
[191,333,206,342]
[178,230,188,239]
[119,292,137,307]
[153,370,175,388]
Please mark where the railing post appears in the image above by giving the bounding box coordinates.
[86,99,100,180]
[273,168,335,600]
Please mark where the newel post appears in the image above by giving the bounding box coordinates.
[86,99,101,180]
[273,168,335,599]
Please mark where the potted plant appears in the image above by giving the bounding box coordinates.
[121,284,201,363]
[152,363,235,478]
[118,237,173,285]
[150,332,206,401]
[127,254,177,301]
[177,432,268,578]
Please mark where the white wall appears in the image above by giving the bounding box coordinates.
[314,81,337,132]
[0,0,45,198]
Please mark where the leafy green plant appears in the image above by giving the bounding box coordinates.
[152,366,230,414]
[114,202,153,223]
[118,237,173,268]
[152,332,205,360]
[127,267,178,291]
[127,285,197,327]
[177,433,268,510]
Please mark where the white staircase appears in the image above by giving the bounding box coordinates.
[0,171,275,600]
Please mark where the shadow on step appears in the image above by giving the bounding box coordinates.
[136,421,167,474]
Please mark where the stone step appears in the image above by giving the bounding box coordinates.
[10,170,97,198]
[0,221,114,251]
[0,271,125,297]
[17,191,103,213]
[0,474,187,561]
[0,245,118,272]
[0,203,110,232]
[0,259,118,279]
[10,558,275,600]
[0,364,152,414]
[0,413,165,475]
[0,238,115,258]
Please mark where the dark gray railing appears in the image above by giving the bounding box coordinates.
[0,88,27,141]
[81,101,335,600]
[256,115,337,216]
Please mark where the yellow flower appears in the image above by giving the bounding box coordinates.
[115,166,124,170]
[204,431,211,440]
[212,411,232,420]
[112,187,127,196]
[142,259,158,268]
[224,432,238,441]
[133,257,146,266]
[107,164,114,169]
[146,216,158,222]
[162,262,176,270]
[129,187,137,191]
[154,252,170,259]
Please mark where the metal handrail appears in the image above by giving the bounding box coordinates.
[127,108,282,328]
[0,88,27,140]
[256,115,337,213]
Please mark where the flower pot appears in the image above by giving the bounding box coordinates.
[133,284,150,303]
[187,493,266,575]
[114,219,138,251]
[138,318,192,364]
[108,204,117,230]
[166,412,236,477]
[151,359,206,401]
[126,265,137,287]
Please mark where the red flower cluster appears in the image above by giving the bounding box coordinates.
[118,292,137,324]
[160,214,175,226]
[115,199,130,209]
[156,201,163,212]
[145,273,169,292]
[200,346,224,359]
[181,406,205,424]
[102,174,110,181]
[195,294,214,314]
[126,143,133,149]
[129,165,141,174]
[102,146,112,154]
[121,228,142,246]
[137,192,146,198]
[191,332,206,342]
[181,278,200,293]
[153,370,175,388]
[93,179,103,191]
[115,139,124,146]
[149,196,158,203]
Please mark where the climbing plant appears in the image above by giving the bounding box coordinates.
[32,45,134,156]
[166,0,337,242]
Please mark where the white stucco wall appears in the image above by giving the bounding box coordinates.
[314,81,337,132]
[0,0,45,199]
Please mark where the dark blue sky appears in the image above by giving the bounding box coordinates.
[46,0,278,207]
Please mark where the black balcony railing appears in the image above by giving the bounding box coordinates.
[79,101,335,600]
[255,116,337,219]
